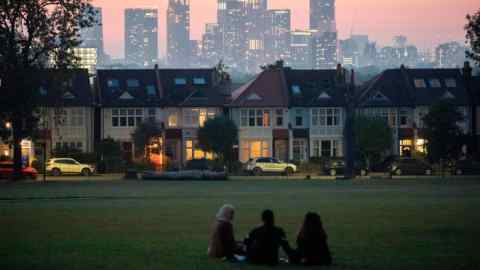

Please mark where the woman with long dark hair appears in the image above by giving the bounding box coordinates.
[293,212,332,266]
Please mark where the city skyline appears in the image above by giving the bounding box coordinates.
[92,0,477,58]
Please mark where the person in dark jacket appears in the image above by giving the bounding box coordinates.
[291,212,332,266]
[244,209,292,266]
[207,204,242,261]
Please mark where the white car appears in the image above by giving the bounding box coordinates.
[246,157,297,176]
[46,158,94,176]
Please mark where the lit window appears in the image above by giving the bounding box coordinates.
[174,78,187,85]
[429,79,441,88]
[445,78,457,88]
[193,77,206,85]
[127,79,140,88]
[146,85,156,96]
[292,85,301,95]
[168,113,178,127]
[414,79,426,88]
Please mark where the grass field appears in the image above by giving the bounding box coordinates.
[1,178,479,270]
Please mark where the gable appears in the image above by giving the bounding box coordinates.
[118,91,134,100]
[247,93,262,101]
[370,91,389,102]
[442,90,455,99]
[317,91,331,99]
[62,91,75,99]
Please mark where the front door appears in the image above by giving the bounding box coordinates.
[274,140,288,162]
[293,139,307,162]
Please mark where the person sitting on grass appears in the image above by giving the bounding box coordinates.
[244,209,292,266]
[207,204,244,261]
[290,212,332,266]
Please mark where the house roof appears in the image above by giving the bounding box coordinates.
[283,69,348,107]
[358,68,471,108]
[97,68,228,108]
[37,69,94,107]
[229,69,289,107]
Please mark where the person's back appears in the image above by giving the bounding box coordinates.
[295,212,332,266]
[245,210,289,266]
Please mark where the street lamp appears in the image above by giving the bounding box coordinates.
[5,122,12,129]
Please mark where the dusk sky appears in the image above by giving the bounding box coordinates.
[92,0,478,59]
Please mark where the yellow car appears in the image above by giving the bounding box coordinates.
[46,158,94,176]
[246,157,297,176]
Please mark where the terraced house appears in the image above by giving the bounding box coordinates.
[96,67,229,167]
[358,64,478,157]
[229,65,350,163]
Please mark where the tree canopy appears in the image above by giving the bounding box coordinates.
[466,9,480,65]
[197,117,238,167]
[131,120,163,159]
[353,115,393,170]
[423,102,465,163]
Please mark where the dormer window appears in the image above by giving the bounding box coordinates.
[292,85,301,96]
[127,79,140,88]
[429,79,441,88]
[193,77,206,85]
[414,79,426,88]
[445,78,457,88]
[107,79,119,88]
[39,86,47,96]
[174,78,187,85]
[146,85,156,96]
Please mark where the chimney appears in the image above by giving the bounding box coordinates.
[154,64,164,99]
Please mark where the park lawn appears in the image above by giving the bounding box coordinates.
[0,179,479,270]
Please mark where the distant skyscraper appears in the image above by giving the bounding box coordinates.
[265,10,291,63]
[125,9,158,68]
[289,30,313,69]
[393,35,408,48]
[217,0,246,71]
[311,31,338,69]
[202,23,223,66]
[244,0,268,73]
[435,42,466,68]
[310,0,336,33]
[167,0,191,67]
[79,7,104,64]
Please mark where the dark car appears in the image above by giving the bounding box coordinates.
[0,161,38,180]
[371,156,397,172]
[323,159,346,176]
[390,158,432,176]
[452,160,480,175]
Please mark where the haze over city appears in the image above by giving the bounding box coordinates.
[93,0,477,58]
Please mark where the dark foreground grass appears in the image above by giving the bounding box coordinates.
[0,178,479,270]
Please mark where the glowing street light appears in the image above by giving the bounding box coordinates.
[5,122,12,129]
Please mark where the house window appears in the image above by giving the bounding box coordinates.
[292,85,301,96]
[193,77,206,85]
[146,85,156,96]
[241,140,270,162]
[445,78,457,88]
[295,109,303,127]
[112,108,143,128]
[107,79,119,88]
[168,113,178,127]
[77,142,83,150]
[312,139,341,157]
[275,109,284,127]
[262,110,270,127]
[127,79,140,88]
[399,109,409,127]
[185,140,212,160]
[241,110,248,127]
[147,108,156,122]
[249,110,256,126]
[429,79,441,88]
[199,109,207,127]
[256,110,263,126]
[321,140,332,157]
[293,140,306,161]
[312,108,341,127]
[414,79,426,88]
[135,109,144,125]
[174,78,187,85]
[39,86,47,96]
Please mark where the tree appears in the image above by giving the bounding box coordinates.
[197,117,238,169]
[0,0,95,179]
[96,138,123,173]
[466,9,480,65]
[131,120,162,160]
[423,102,465,164]
[353,115,393,170]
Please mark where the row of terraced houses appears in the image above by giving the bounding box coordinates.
[2,64,479,167]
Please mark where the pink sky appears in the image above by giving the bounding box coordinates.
[92,0,478,58]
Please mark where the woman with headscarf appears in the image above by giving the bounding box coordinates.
[292,212,332,266]
[207,204,242,261]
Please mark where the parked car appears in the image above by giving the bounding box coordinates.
[452,160,480,175]
[371,155,397,172]
[46,158,94,176]
[246,157,297,176]
[389,158,432,176]
[323,159,346,176]
[0,161,38,180]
